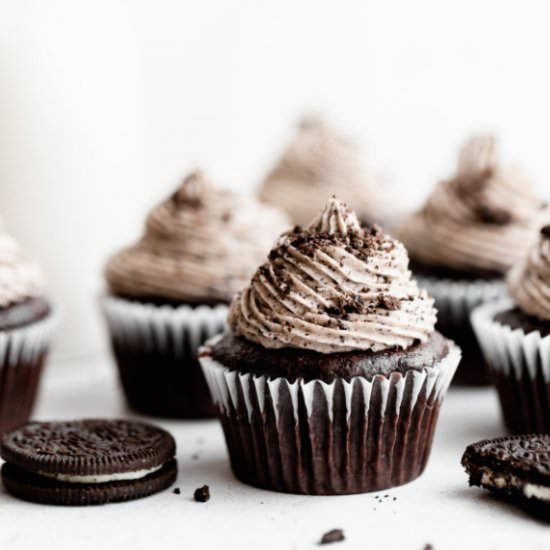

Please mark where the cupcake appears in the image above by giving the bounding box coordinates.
[199,197,460,494]
[472,225,550,433]
[102,171,289,418]
[0,224,55,434]
[259,117,393,228]
[399,135,548,385]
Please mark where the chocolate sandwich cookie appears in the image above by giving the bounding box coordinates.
[1,419,177,505]
[461,435,550,522]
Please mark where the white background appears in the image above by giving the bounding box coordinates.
[1,0,549,359]
[0,3,549,548]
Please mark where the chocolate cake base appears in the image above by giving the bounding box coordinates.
[211,331,449,383]
[409,259,500,282]
[0,298,51,331]
[494,307,550,338]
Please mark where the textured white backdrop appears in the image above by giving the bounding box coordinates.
[0,0,549,359]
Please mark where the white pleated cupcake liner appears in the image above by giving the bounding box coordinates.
[471,299,550,382]
[0,309,57,369]
[201,340,460,422]
[101,295,228,357]
[416,275,507,327]
[471,299,550,432]
[199,337,460,494]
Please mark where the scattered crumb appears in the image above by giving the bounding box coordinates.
[191,453,199,460]
[319,529,345,545]
[173,488,181,495]
[423,544,434,550]
[193,485,210,503]
[393,497,397,501]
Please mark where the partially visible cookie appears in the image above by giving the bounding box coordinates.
[461,434,550,521]
[1,419,177,505]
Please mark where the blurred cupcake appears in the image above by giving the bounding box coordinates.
[399,135,548,385]
[472,225,550,433]
[199,197,460,494]
[102,171,289,418]
[259,117,394,229]
[0,223,55,434]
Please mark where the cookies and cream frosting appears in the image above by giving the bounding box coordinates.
[399,135,548,275]
[507,226,550,320]
[105,171,290,304]
[229,197,437,353]
[0,225,46,309]
[259,117,387,226]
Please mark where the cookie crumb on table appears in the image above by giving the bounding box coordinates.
[320,529,345,545]
[193,485,210,502]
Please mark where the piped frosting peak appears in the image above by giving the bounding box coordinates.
[259,117,388,226]
[229,198,437,353]
[508,225,550,320]
[399,134,548,275]
[309,196,362,236]
[105,171,289,304]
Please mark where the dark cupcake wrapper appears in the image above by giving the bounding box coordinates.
[471,299,550,433]
[102,296,227,418]
[0,310,57,435]
[416,275,507,386]
[199,338,460,495]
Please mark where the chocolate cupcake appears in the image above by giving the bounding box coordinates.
[472,226,550,433]
[0,225,55,434]
[259,117,393,229]
[102,171,289,418]
[399,135,548,385]
[199,198,460,494]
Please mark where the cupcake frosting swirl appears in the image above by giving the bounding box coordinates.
[259,117,386,226]
[105,171,289,304]
[0,225,46,308]
[400,135,548,275]
[229,197,437,353]
[508,226,550,320]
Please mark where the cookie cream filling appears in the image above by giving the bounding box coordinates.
[480,469,550,502]
[37,464,163,484]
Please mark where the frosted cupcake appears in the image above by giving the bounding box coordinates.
[103,171,289,418]
[0,224,55,434]
[259,117,393,228]
[199,197,460,494]
[472,225,550,433]
[399,135,548,385]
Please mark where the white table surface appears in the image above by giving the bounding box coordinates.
[0,356,547,550]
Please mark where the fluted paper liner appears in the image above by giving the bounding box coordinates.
[471,299,550,433]
[199,338,460,494]
[0,310,56,434]
[102,296,227,418]
[417,275,506,385]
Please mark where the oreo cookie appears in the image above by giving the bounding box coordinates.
[1,419,177,505]
[461,435,550,521]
